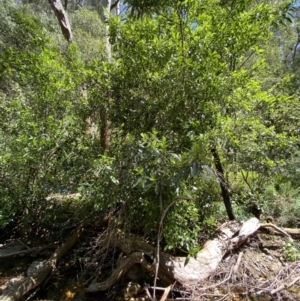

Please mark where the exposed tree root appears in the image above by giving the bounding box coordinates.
[260,224,300,237]
[85,252,155,292]
[86,218,261,292]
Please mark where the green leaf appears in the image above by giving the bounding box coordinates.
[133,177,143,188]
[191,161,199,177]
[202,165,214,177]
[184,254,190,266]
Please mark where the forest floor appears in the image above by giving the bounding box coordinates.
[0,219,300,301]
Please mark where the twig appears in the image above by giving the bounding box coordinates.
[144,286,154,301]
[149,286,172,291]
[198,267,233,291]
[271,275,300,295]
[153,181,163,301]
[198,294,227,298]
[0,243,58,258]
[240,170,253,194]
[16,240,30,250]
[153,196,195,300]
[216,294,229,301]
[24,286,40,301]
[159,285,172,301]
[233,252,243,274]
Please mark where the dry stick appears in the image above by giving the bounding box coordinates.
[283,264,299,283]
[145,287,154,301]
[197,267,233,292]
[216,294,229,301]
[150,286,171,291]
[255,264,299,295]
[0,243,58,258]
[266,264,300,295]
[152,185,163,301]
[191,285,195,300]
[198,293,227,298]
[259,223,290,237]
[233,252,243,274]
[271,275,300,295]
[159,285,172,301]
[16,240,30,250]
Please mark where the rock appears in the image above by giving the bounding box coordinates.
[123,282,142,299]
[27,261,44,277]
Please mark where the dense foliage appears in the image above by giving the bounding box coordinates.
[1,0,300,253]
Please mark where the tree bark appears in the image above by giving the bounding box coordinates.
[100,108,111,153]
[211,147,235,220]
[48,0,72,42]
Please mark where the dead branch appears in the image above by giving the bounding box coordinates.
[0,243,58,259]
[85,252,155,292]
[271,275,300,295]
[159,285,172,301]
[260,223,290,237]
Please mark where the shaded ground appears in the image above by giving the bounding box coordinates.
[0,221,300,301]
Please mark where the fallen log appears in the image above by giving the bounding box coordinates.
[86,218,261,292]
[0,243,58,259]
[0,222,85,301]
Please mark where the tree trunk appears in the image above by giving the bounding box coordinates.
[97,0,113,153]
[100,107,111,152]
[211,147,235,220]
[48,0,72,42]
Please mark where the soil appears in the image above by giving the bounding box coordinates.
[0,223,300,301]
